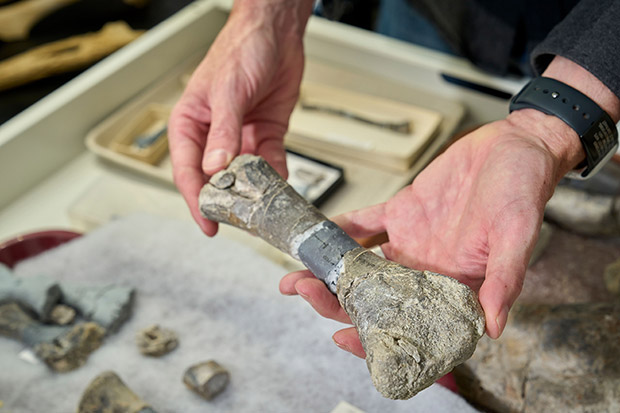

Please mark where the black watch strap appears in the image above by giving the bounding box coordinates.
[509,77,618,178]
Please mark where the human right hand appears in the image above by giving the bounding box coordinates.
[168,0,313,235]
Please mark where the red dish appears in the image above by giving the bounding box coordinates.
[0,230,82,268]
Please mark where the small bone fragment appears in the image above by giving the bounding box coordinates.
[199,155,485,399]
[61,283,135,334]
[0,265,61,321]
[603,259,620,296]
[183,360,230,401]
[49,304,76,325]
[0,303,105,371]
[136,325,178,357]
[78,371,157,413]
[545,185,620,236]
[0,21,143,91]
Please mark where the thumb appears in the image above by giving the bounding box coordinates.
[478,219,537,339]
[202,95,245,176]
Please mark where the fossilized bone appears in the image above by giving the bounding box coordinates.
[0,265,134,333]
[61,282,135,334]
[0,21,142,91]
[0,264,61,322]
[78,371,157,413]
[0,0,79,42]
[199,155,485,399]
[0,0,149,42]
[454,301,620,412]
[0,303,105,371]
[183,360,230,401]
[545,184,620,237]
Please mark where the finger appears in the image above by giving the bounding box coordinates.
[478,219,535,339]
[168,108,218,236]
[202,89,245,175]
[255,136,288,179]
[332,203,387,240]
[333,327,366,358]
[436,373,458,393]
[294,277,351,324]
[279,270,313,295]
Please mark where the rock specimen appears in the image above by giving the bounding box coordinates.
[136,325,178,357]
[454,302,620,412]
[0,264,61,321]
[61,283,135,334]
[183,360,230,401]
[199,155,485,399]
[0,264,133,332]
[0,303,105,371]
[545,185,620,236]
[603,259,620,296]
[78,371,157,413]
[49,304,77,325]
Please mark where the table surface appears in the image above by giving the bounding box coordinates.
[0,214,481,413]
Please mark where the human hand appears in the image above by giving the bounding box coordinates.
[168,0,313,235]
[280,108,586,357]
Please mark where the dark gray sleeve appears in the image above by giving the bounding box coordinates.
[531,0,620,98]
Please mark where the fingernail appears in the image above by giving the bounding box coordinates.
[203,149,232,173]
[495,305,510,337]
[333,338,350,353]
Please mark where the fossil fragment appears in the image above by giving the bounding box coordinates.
[78,371,157,413]
[0,264,61,321]
[454,302,620,412]
[183,360,230,401]
[199,155,484,399]
[300,100,412,134]
[61,283,135,334]
[545,185,620,236]
[136,325,178,357]
[603,259,620,296]
[0,303,105,371]
[49,304,76,325]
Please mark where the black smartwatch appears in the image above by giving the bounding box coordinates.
[509,77,618,179]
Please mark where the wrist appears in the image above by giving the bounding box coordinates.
[508,56,619,178]
[231,0,314,41]
[543,56,620,122]
[506,108,584,179]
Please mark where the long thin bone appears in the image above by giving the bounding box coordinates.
[0,0,79,42]
[199,155,485,399]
